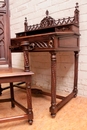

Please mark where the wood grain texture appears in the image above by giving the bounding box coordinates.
[0,86,87,130]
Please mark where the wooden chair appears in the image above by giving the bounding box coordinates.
[0,0,34,125]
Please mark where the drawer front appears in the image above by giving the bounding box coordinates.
[59,37,78,48]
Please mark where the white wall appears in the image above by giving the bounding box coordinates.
[9,0,87,97]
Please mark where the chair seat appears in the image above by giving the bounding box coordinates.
[0,67,34,77]
[0,67,34,124]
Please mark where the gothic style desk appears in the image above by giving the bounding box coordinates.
[10,3,80,117]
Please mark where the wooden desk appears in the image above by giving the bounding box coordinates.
[10,3,80,117]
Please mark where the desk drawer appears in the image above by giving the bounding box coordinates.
[59,37,78,48]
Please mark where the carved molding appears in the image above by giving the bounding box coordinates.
[0,0,6,8]
[29,39,54,50]
[24,3,79,32]
[40,10,55,28]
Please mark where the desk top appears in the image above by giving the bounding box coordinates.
[10,3,80,52]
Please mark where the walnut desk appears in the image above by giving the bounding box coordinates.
[10,3,80,117]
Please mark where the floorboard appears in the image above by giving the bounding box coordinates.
[0,85,87,130]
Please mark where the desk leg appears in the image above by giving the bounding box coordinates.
[50,52,57,117]
[73,51,79,97]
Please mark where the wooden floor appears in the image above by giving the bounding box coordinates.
[0,85,87,130]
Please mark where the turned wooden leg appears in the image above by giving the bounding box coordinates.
[10,82,15,108]
[26,79,33,125]
[21,41,30,72]
[50,52,57,117]
[73,51,79,97]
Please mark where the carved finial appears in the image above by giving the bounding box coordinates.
[46,10,49,17]
[74,3,79,25]
[75,3,79,10]
[25,17,27,21]
[40,10,55,27]
[24,17,28,31]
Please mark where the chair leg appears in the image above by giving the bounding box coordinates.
[10,83,15,108]
[26,82,33,125]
